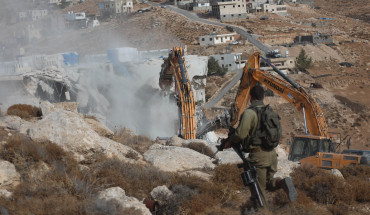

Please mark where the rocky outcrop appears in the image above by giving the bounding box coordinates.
[0,160,20,190]
[96,187,151,215]
[0,115,33,134]
[275,145,299,179]
[84,117,114,138]
[143,144,215,172]
[28,102,143,164]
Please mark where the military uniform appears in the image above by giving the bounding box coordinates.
[228,100,280,208]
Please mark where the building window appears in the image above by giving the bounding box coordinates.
[223,6,225,8]
[231,14,234,17]
[229,64,232,67]
[233,5,235,8]
[210,38,213,41]
[238,5,240,7]
[230,37,232,40]
[221,57,224,60]
[223,15,226,17]
[239,14,241,16]
[202,38,205,41]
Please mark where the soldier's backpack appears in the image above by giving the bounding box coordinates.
[250,105,282,150]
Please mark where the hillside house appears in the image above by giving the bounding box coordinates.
[99,0,133,18]
[199,32,237,46]
[262,3,287,14]
[210,0,249,21]
[211,53,243,70]
[193,0,212,11]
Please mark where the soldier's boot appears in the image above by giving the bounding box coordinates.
[276,177,298,202]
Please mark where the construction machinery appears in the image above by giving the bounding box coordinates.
[227,52,360,169]
[159,47,197,139]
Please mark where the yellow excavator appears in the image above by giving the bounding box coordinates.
[228,52,361,169]
[159,47,197,139]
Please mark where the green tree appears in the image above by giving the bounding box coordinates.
[208,56,227,76]
[296,48,313,70]
[60,0,71,9]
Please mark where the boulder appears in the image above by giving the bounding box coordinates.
[0,160,21,190]
[329,169,344,179]
[275,145,299,179]
[84,118,114,138]
[166,135,184,147]
[0,189,12,198]
[0,115,32,134]
[96,187,151,215]
[144,144,216,172]
[150,185,173,205]
[28,109,143,164]
[204,131,218,144]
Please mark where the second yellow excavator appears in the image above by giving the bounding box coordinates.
[229,52,360,169]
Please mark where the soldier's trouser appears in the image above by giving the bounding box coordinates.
[248,149,279,209]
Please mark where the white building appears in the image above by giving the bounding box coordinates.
[211,53,243,70]
[199,32,237,46]
[262,3,287,14]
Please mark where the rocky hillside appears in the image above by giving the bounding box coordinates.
[0,103,369,214]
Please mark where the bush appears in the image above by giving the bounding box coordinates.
[184,142,214,157]
[7,104,41,119]
[113,128,154,154]
[208,56,228,76]
[291,165,354,205]
[296,49,313,70]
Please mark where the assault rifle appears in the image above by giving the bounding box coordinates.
[215,139,264,207]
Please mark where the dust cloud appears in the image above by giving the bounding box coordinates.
[0,1,179,139]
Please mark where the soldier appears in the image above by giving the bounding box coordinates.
[224,85,297,210]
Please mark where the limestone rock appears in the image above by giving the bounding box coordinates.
[0,160,21,190]
[329,169,344,179]
[40,101,78,116]
[166,135,184,147]
[204,131,218,144]
[85,118,114,138]
[28,109,143,163]
[180,170,212,181]
[0,115,32,134]
[275,145,299,179]
[143,144,215,172]
[150,185,173,205]
[96,187,151,215]
[0,189,12,198]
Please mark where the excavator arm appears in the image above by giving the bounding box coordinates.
[159,47,197,139]
[231,52,328,137]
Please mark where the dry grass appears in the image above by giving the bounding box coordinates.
[84,115,98,121]
[184,142,214,157]
[6,104,41,119]
[1,130,369,214]
[287,164,370,215]
[113,128,154,154]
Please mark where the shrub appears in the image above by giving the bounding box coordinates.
[184,142,214,157]
[113,128,154,154]
[291,165,354,205]
[6,104,41,119]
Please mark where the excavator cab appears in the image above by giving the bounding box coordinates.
[288,135,335,162]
